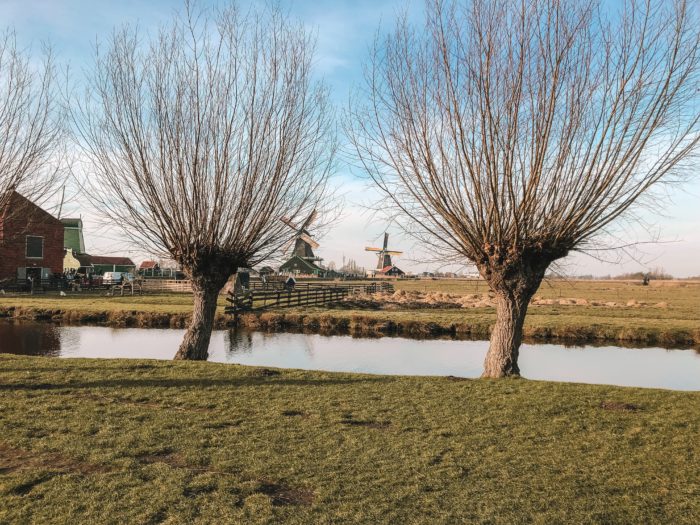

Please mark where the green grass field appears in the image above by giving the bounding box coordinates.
[1,279,698,345]
[0,292,201,315]
[1,354,698,524]
[253,279,700,345]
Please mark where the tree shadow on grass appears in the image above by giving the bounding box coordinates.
[0,375,390,392]
[0,366,160,373]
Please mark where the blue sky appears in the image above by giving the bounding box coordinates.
[2,0,698,277]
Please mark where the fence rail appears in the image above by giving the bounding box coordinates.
[226,282,394,315]
[140,279,193,293]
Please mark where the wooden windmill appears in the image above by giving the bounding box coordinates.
[365,232,403,271]
[279,210,325,276]
[281,210,321,261]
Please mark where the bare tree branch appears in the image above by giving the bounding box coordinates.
[348,0,700,377]
[73,3,336,360]
[0,28,63,220]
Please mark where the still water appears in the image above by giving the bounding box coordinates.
[1,321,699,390]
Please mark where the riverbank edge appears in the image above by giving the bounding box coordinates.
[1,305,698,348]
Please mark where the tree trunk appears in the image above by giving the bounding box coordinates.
[482,292,531,378]
[174,281,221,360]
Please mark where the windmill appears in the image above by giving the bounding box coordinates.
[365,232,403,271]
[279,210,325,275]
[281,210,322,261]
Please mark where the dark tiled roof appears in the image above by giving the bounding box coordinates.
[90,255,135,266]
[1,191,62,225]
[378,265,404,274]
[69,251,135,267]
[73,252,94,267]
[60,218,82,228]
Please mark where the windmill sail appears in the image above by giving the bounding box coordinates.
[365,232,403,270]
[281,210,322,261]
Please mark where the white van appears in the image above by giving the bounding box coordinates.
[103,272,133,285]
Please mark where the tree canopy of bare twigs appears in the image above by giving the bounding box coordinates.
[73,4,335,360]
[0,29,63,219]
[349,0,700,377]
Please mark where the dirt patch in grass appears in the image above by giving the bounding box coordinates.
[281,410,307,417]
[135,451,315,507]
[202,420,242,429]
[0,443,107,476]
[340,416,391,429]
[256,480,315,506]
[138,450,190,469]
[599,401,642,412]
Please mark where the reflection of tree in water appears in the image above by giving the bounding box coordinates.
[225,328,316,359]
[225,329,254,355]
[295,333,315,359]
[257,331,316,359]
[0,322,63,357]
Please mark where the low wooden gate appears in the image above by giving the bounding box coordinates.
[226,281,394,315]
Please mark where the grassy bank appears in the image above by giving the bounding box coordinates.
[239,305,700,347]
[0,293,230,329]
[1,279,698,346]
[1,355,698,523]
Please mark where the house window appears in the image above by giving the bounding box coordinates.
[26,236,44,258]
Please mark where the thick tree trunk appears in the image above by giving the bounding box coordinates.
[482,292,531,378]
[478,250,553,378]
[174,281,222,361]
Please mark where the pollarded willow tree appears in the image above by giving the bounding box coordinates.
[73,5,335,360]
[0,29,62,220]
[349,0,700,377]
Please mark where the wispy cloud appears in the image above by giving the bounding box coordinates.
[2,0,698,275]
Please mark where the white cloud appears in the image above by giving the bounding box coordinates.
[3,0,697,276]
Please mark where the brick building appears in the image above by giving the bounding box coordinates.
[0,192,64,282]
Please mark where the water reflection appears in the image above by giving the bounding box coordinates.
[225,330,318,368]
[0,322,63,357]
[1,321,699,391]
[225,329,254,354]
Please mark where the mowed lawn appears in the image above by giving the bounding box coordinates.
[1,354,699,524]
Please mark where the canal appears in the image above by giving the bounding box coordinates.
[1,321,699,390]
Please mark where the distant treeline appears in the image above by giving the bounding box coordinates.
[612,269,674,280]
[545,268,700,281]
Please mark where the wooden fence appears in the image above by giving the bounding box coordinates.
[140,279,192,293]
[139,277,370,294]
[226,281,394,315]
